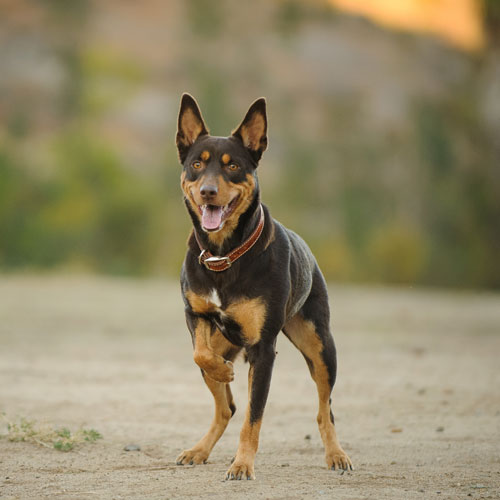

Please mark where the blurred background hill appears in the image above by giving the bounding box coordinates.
[0,0,499,288]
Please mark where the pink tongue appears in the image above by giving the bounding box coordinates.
[202,206,223,230]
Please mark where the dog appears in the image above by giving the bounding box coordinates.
[175,93,352,480]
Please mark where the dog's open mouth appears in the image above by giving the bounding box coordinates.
[198,196,239,232]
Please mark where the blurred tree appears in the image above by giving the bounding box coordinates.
[186,0,223,39]
[484,0,500,45]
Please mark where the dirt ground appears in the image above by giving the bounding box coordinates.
[1,275,499,499]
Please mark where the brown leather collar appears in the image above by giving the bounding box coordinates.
[194,205,265,272]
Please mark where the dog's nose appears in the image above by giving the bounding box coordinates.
[200,184,218,199]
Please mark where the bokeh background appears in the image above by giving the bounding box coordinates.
[1,0,499,289]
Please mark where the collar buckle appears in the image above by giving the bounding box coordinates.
[203,255,232,270]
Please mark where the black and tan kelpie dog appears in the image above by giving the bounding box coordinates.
[175,93,352,480]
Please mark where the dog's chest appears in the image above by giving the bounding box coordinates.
[185,289,266,346]
[186,288,224,315]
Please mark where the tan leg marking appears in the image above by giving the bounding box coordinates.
[176,375,233,466]
[226,366,260,480]
[285,314,353,471]
[190,317,234,383]
[226,297,266,346]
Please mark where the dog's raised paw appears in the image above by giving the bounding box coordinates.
[206,359,234,383]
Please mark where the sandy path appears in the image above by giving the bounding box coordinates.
[1,275,499,499]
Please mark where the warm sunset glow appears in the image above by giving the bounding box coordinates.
[329,0,485,51]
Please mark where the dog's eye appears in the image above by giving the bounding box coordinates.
[228,164,239,171]
[192,161,202,169]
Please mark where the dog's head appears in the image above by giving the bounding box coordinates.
[176,93,267,247]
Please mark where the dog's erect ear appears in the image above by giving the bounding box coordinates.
[176,93,209,162]
[232,98,267,162]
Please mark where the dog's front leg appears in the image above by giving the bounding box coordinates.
[176,371,234,466]
[190,315,234,383]
[226,341,276,480]
[177,313,239,466]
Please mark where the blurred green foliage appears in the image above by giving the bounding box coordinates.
[0,136,161,275]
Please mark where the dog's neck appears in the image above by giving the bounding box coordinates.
[187,193,261,257]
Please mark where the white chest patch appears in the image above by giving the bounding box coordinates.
[208,288,222,309]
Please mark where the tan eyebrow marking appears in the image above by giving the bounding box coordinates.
[222,153,231,164]
[201,150,210,162]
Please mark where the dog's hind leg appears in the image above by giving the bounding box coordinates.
[283,269,353,471]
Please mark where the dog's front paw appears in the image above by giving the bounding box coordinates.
[225,459,255,480]
[326,447,353,471]
[176,447,209,466]
[206,359,234,383]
